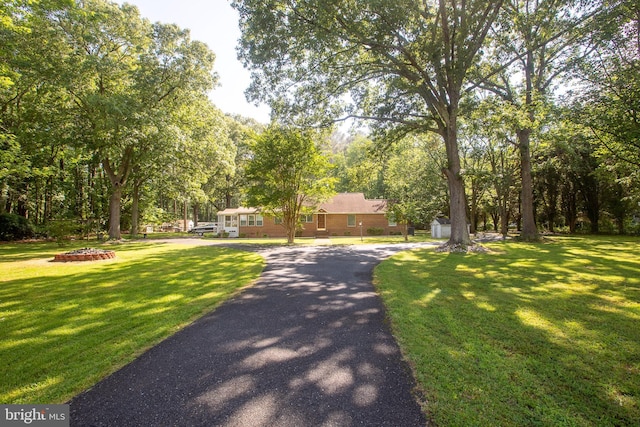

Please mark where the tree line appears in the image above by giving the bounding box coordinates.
[233,0,639,245]
[1,0,249,239]
[1,0,638,242]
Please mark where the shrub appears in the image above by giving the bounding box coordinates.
[366,227,384,236]
[45,220,83,245]
[0,213,35,241]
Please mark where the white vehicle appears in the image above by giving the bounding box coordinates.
[189,223,218,236]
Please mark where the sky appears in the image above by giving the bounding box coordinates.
[113,0,271,123]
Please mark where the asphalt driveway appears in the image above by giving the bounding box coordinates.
[69,243,430,426]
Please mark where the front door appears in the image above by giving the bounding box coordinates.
[317,213,326,230]
[222,214,238,237]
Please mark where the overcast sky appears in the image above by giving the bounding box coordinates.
[113,0,271,123]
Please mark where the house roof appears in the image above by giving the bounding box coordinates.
[318,193,387,214]
[217,207,260,215]
[217,193,388,216]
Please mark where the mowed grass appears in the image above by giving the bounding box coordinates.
[374,236,640,426]
[0,241,264,404]
[199,233,434,246]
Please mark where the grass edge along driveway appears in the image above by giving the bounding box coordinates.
[374,235,640,426]
[0,242,264,404]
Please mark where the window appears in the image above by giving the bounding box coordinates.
[240,214,263,227]
[275,217,282,225]
[347,214,356,227]
[388,215,397,227]
[300,214,313,223]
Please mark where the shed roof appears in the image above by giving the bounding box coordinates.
[432,217,451,225]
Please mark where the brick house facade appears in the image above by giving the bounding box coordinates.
[217,193,401,238]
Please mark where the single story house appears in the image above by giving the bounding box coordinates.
[216,193,402,238]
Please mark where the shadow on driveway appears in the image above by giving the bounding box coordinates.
[70,244,432,426]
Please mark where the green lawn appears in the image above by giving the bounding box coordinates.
[0,241,264,404]
[199,233,434,246]
[374,235,640,426]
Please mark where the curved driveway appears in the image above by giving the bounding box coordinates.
[70,243,431,426]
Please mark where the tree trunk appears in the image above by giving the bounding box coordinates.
[287,226,295,244]
[225,175,234,208]
[564,188,577,233]
[403,221,409,242]
[500,201,509,239]
[183,200,188,231]
[103,147,134,239]
[441,119,471,247]
[17,182,29,218]
[34,179,40,225]
[193,202,200,227]
[108,185,122,239]
[580,174,599,233]
[517,128,538,241]
[469,180,479,234]
[45,176,54,222]
[286,213,296,244]
[516,46,541,241]
[0,182,8,214]
[88,164,96,221]
[131,180,140,236]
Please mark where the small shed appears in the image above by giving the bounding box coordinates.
[431,218,451,238]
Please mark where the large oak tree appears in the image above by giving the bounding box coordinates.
[56,0,216,238]
[233,0,502,247]
[471,0,605,241]
[576,2,640,199]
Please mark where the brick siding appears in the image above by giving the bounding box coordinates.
[238,213,402,238]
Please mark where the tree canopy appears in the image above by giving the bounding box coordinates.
[233,0,503,247]
[244,125,335,243]
[0,0,232,239]
[1,0,638,242]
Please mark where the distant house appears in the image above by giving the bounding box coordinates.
[216,193,401,238]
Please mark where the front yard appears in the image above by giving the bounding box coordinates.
[0,241,264,404]
[374,235,640,426]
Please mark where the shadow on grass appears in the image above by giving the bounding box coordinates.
[69,244,425,426]
[0,244,264,404]
[374,236,640,425]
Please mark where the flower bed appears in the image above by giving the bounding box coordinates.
[53,248,116,262]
